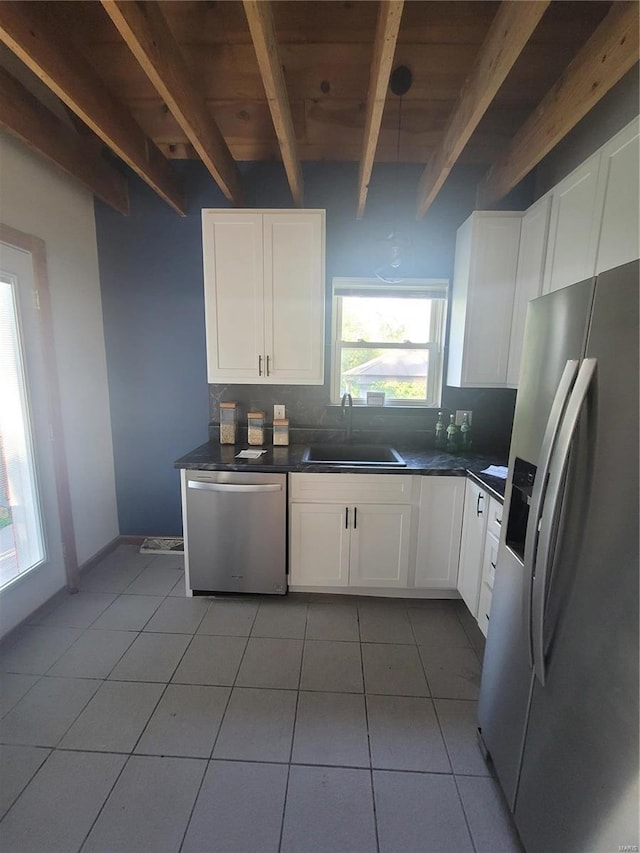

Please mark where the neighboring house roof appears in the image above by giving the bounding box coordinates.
[343,350,428,378]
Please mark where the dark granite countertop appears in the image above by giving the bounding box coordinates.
[174,442,507,500]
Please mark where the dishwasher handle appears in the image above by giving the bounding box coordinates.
[187,480,282,494]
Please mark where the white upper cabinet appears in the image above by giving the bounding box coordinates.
[202,209,325,384]
[542,153,605,294]
[447,212,522,388]
[505,119,639,386]
[595,118,640,274]
[507,195,552,387]
[203,212,264,382]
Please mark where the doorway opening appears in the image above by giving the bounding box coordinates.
[0,273,46,588]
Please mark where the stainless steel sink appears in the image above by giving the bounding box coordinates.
[301,444,406,466]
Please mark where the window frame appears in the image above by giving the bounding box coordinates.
[330,277,449,407]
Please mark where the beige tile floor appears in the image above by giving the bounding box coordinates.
[0,543,521,852]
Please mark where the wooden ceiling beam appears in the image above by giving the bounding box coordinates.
[101,0,243,206]
[242,0,303,206]
[416,0,549,218]
[356,1,404,219]
[477,1,640,208]
[0,64,129,215]
[0,1,185,215]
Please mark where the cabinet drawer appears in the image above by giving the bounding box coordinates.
[477,581,492,638]
[289,473,415,504]
[486,496,504,541]
[483,531,499,590]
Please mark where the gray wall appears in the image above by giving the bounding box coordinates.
[95,161,530,535]
[96,59,639,538]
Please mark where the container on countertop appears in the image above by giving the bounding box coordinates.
[273,418,290,446]
[219,402,238,444]
[247,411,265,446]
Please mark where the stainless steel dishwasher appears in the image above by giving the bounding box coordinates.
[184,470,287,595]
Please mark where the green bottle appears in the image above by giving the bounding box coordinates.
[435,411,445,447]
[460,412,472,449]
[446,414,459,452]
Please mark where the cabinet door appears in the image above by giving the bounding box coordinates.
[263,212,325,384]
[477,581,492,638]
[349,504,411,588]
[507,195,552,387]
[202,212,264,382]
[478,531,499,638]
[415,478,465,589]
[543,154,604,294]
[595,119,640,274]
[456,480,488,617]
[289,503,350,587]
[448,213,522,388]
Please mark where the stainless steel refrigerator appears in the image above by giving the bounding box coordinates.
[478,260,639,853]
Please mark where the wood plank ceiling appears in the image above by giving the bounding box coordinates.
[0,0,637,218]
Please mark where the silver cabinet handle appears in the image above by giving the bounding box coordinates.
[476,493,484,516]
[523,359,579,668]
[531,358,596,686]
[266,355,271,376]
[258,355,263,376]
[187,481,282,493]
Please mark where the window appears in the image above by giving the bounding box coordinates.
[0,274,45,589]
[331,278,448,406]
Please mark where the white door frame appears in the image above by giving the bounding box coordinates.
[0,222,78,591]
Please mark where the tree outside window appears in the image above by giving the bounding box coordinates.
[331,279,448,406]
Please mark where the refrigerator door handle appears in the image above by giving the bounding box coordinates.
[532,358,597,686]
[523,359,579,668]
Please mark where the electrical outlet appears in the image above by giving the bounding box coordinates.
[455,410,472,426]
[273,404,286,420]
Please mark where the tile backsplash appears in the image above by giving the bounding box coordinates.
[208,384,516,452]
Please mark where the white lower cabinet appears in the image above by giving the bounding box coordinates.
[289,503,350,587]
[289,501,410,589]
[456,480,503,636]
[288,473,413,591]
[289,473,465,594]
[348,504,411,588]
[477,531,499,638]
[456,480,488,616]
[415,477,465,588]
[289,472,504,615]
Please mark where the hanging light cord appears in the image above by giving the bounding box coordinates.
[389,94,402,241]
[397,95,402,166]
[376,65,412,283]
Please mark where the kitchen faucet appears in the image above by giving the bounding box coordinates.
[341,392,353,442]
